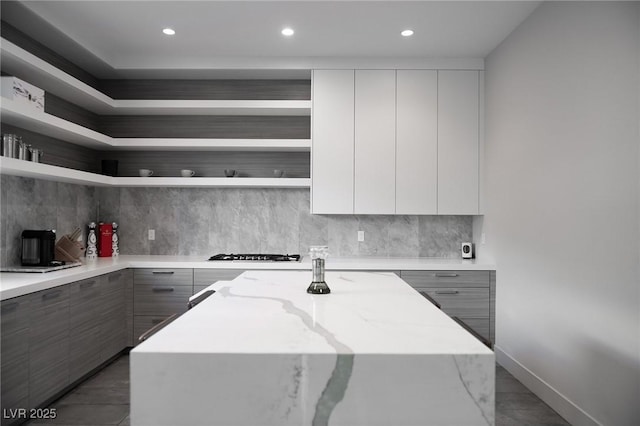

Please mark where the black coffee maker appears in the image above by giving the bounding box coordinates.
[21,230,57,266]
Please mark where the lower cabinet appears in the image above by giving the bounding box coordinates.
[400,270,495,345]
[69,277,102,384]
[28,286,70,410]
[101,271,127,362]
[193,269,244,294]
[0,270,131,422]
[133,269,193,343]
[1,296,30,426]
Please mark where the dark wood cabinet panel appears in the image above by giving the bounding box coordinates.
[1,296,30,426]
[98,150,310,178]
[400,270,490,288]
[100,272,127,362]
[28,286,69,409]
[401,270,494,345]
[98,80,311,100]
[98,115,310,139]
[69,277,103,383]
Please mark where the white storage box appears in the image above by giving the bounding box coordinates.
[1,76,45,110]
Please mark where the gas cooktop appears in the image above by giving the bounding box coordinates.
[208,253,301,262]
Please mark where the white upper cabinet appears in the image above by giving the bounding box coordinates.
[311,70,355,214]
[354,70,396,214]
[396,70,438,214]
[437,70,480,215]
[311,68,482,215]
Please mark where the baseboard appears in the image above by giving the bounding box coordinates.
[494,345,601,426]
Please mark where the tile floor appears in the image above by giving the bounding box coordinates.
[27,354,570,426]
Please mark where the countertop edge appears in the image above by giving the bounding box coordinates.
[1,256,496,300]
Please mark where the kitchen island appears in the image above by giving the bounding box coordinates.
[130,270,494,426]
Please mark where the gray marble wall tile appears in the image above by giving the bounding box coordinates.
[0,176,98,266]
[97,187,121,224]
[388,216,421,257]
[297,191,329,254]
[327,216,360,257]
[418,215,472,258]
[2,179,472,263]
[178,189,212,256]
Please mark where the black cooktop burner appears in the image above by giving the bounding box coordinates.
[208,253,301,262]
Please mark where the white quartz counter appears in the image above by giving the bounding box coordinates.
[130,271,495,425]
[0,255,495,300]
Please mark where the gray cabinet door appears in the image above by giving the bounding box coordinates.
[134,269,193,316]
[1,296,30,425]
[401,270,492,343]
[69,277,103,383]
[100,271,127,362]
[28,286,69,409]
[193,269,244,293]
[133,269,193,344]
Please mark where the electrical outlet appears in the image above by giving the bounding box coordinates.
[148,229,155,240]
[357,231,365,242]
[481,233,486,245]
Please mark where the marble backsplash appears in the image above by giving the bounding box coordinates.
[0,177,472,264]
[96,187,471,257]
[0,175,97,267]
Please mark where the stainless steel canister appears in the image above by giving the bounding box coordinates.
[30,148,43,163]
[17,139,30,161]
[2,134,18,158]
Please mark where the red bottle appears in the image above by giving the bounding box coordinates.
[98,222,113,257]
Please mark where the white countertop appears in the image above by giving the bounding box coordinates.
[0,255,495,301]
[136,270,492,355]
[130,271,495,426]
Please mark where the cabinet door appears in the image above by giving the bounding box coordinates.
[69,277,102,383]
[29,286,69,409]
[193,269,244,294]
[437,70,479,214]
[311,70,355,214]
[1,296,30,424]
[354,70,396,214]
[101,272,127,363]
[396,70,438,214]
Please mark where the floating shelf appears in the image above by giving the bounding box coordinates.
[0,156,110,186]
[0,38,311,116]
[111,138,311,151]
[1,99,112,148]
[114,177,310,188]
[0,157,310,188]
[1,99,311,151]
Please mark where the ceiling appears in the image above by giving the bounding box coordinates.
[3,1,541,78]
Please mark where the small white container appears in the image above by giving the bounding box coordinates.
[1,76,45,110]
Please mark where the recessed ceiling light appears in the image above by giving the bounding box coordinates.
[281,28,294,36]
[401,29,414,37]
[162,28,176,36]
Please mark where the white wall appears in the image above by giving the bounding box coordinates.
[477,2,640,425]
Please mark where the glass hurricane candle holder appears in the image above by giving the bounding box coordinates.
[307,246,330,294]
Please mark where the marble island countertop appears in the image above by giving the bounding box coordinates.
[0,255,495,300]
[130,271,495,426]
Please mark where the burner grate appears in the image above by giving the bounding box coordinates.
[208,253,301,262]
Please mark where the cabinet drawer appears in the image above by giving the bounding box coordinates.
[134,269,193,287]
[416,287,489,318]
[401,270,489,288]
[193,269,243,287]
[134,284,191,316]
